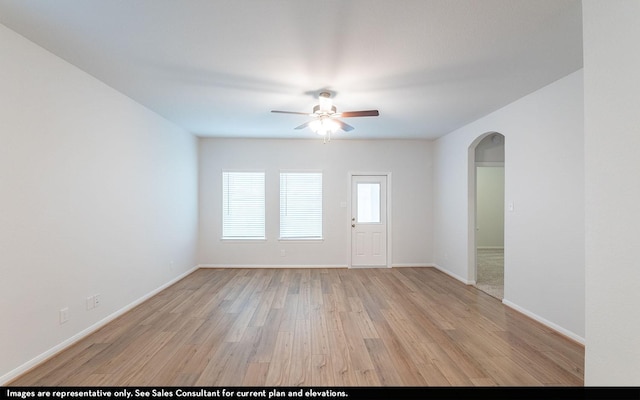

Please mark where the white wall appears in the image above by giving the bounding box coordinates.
[198,138,432,268]
[433,70,585,341]
[476,167,505,248]
[583,0,640,385]
[0,24,198,382]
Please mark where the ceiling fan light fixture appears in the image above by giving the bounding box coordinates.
[309,117,339,136]
[325,118,339,133]
[309,119,322,133]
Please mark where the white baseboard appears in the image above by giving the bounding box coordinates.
[200,264,433,269]
[432,264,474,285]
[0,266,199,386]
[392,263,434,268]
[198,264,347,269]
[502,299,585,345]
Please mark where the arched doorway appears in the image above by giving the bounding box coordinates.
[468,132,505,299]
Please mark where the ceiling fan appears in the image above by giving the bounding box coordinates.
[271,91,379,142]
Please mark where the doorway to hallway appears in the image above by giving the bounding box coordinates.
[470,133,505,299]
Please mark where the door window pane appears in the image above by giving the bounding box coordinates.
[357,183,380,223]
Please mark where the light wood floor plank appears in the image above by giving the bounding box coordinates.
[264,331,294,386]
[242,362,269,386]
[251,308,283,363]
[326,327,358,386]
[288,319,312,386]
[363,338,404,385]
[310,309,330,356]
[8,268,584,386]
[310,354,334,386]
[371,317,429,386]
[338,312,380,386]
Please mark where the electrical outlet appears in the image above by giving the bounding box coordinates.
[280,249,286,257]
[59,308,69,324]
[86,296,94,310]
[94,294,101,307]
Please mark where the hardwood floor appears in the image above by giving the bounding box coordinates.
[9,268,584,386]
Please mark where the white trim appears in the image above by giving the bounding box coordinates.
[204,264,432,269]
[502,299,585,345]
[200,264,445,270]
[433,263,475,285]
[387,174,393,269]
[476,246,504,250]
[198,264,347,269]
[277,238,324,243]
[0,266,199,386]
[220,238,267,242]
[279,168,324,174]
[392,263,434,268]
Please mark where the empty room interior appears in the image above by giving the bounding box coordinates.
[1,0,639,387]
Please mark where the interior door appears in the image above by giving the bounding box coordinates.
[351,175,388,268]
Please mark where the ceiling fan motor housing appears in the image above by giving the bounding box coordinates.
[313,104,337,115]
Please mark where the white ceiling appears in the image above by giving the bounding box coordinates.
[0,0,582,140]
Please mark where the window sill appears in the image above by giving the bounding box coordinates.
[221,238,267,243]
[278,238,324,243]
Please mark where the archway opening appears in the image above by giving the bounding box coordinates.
[468,132,505,299]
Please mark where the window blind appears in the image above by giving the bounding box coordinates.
[280,172,322,239]
[222,171,265,239]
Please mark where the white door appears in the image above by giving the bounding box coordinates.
[351,175,388,268]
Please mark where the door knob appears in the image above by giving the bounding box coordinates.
[352,223,356,228]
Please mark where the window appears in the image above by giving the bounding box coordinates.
[280,172,322,239]
[222,171,265,239]
[357,183,381,223]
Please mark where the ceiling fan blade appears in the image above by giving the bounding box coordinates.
[271,110,311,115]
[335,119,355,132]
[339,110,379,118]
[294,121,312,130]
